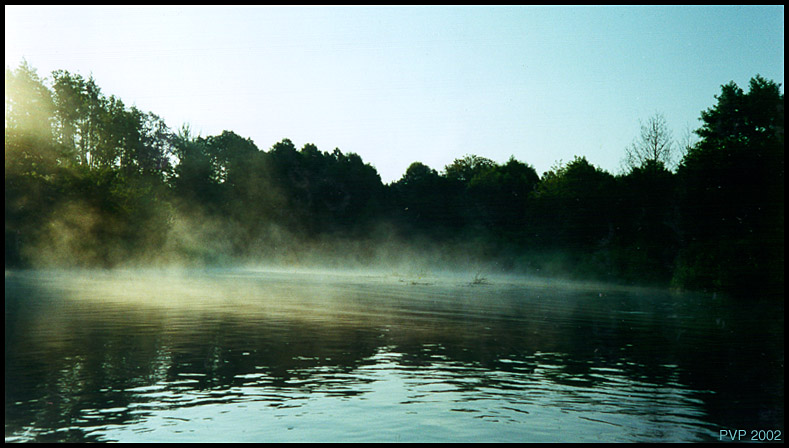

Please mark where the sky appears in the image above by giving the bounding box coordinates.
[5,5,784,183]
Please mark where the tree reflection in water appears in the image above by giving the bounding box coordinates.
[5,270,783,442]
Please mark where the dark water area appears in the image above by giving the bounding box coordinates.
[5,269,784,442]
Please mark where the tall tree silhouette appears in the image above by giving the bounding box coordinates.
[675,75,784,295]
[623,112,676,171]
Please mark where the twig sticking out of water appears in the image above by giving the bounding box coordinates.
[469,271,489,286]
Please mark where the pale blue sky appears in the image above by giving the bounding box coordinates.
[5,5,784,183]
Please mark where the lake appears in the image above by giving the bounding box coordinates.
[4,268,784,442]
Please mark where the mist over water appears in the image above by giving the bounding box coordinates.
[5,268,783,442]
[4,63,784,442]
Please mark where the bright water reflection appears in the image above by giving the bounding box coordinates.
[5,269,783,442]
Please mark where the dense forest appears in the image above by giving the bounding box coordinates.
[5,62,784,298]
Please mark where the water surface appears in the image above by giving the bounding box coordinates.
[5,269,784,442]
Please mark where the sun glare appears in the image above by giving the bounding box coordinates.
[5,13,26,69]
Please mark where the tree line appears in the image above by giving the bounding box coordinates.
[5,61,783,297]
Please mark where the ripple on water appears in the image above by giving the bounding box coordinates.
[5,270,778,442]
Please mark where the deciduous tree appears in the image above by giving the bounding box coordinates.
[623,112,676,171]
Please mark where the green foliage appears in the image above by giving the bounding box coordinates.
[45,166,170,266]
[392,156,539,238]
[467,157,539,232]
[391,162,459,233]
[5,62,63,176]
[6,62,176,267]
[205,130,260,186]
[4,62,783,298]
[675,75,784,295]
[532,156,617,250]
[609,160,679,284]
[5,60,56,139]
[171,128,221,208]
[444,154,496,184]
[133,111,175,181]
[263,141,385,235]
